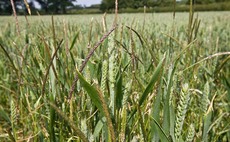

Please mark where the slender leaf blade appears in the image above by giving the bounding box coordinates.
[77,70,104,115]
[139,55,165,106]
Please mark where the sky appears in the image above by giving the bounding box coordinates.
[76,0,102,7]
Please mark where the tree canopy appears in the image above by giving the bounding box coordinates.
[0,0,22,14]
[0,0,77,14]
[35,0,77,14]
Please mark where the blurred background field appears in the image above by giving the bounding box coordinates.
[1,11,230,32]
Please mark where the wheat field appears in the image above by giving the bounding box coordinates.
[0,11,229,142]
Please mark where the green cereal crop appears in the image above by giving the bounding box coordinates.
[0,9,229,142]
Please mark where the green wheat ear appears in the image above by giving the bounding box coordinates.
[200,82,210,115]
[185,124,195,142]
[101,60,108,97]
[175,83,190,141]
[10,98,17,125]
[108,32,117,115]
[10,98,17,141]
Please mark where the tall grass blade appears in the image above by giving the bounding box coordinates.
[49,102,89,142]
[77,69,103,113]
[41,40,63,96]
[214,55,230,76]
[202,94,216,142]
[129,55,165,121]
[0,43,18,73]
[139,54,165,106]
[151,76,164,141]
[183,52,230,72]
[151,116,171,142]
[69,32,79,51]
[162,55,180,141]
[76,69,116,142]
[202,110,212,142]
[125,25,144,46]
[93,119,104,138]
[0,106,11,125]
[115,69,123,110]
[224,77,230,141]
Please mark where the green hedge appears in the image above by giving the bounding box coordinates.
[73,1,230,14]
[117,2,230,13]
[17,1,230,15]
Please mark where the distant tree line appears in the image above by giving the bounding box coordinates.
[0,0,229,15]
[100,0,229,12]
